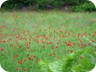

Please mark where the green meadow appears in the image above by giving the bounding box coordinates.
[0,11,96,72]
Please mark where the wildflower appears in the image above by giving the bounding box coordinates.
[78,34,81,37]
[28,57,31,60]
[42,46,45,48]
[13,56,16,59]
[31,58,34,60]
[56,46,58,48]
[18,61,22,64]
[16,68,19,70]
[0,48,4,52]
[24,68,28,71]
[33,55,36,58]
[42,40,45,43]
[47,41,52,44]
[80,56,84,59]
[49,54,52,56]
[10,44,13,47]
[1,54,4,56]
[92,40,94,42]
[66,43,71,46]
[52,46,54,49]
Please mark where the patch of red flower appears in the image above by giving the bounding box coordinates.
[18,60,22,64]
[47,41,52,44]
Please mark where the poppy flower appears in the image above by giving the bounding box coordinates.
[18,61,22,64]
[80,56,84,59]
[1,54,4,56]
[16,68,19,70]
[49,54,52,56]
[0,48,4,52]
[47,41,52,44]
[33,55,36,58]
[56,46,58,48]
[24,68,28,71]
[66,43,71,46]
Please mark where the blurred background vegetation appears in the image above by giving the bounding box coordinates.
[1,0,96,12]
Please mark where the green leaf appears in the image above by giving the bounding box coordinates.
[38,60,52,72]
[38,47,96,72]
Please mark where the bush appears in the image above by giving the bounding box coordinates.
[72,2,96,12]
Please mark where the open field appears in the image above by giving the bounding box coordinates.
[0,11,96,72]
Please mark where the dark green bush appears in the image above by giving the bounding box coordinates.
[72,2,96,12]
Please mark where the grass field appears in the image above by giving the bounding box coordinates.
[0,11,96,72]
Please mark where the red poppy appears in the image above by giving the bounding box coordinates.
[56,46,58,48]
[18,61,22,64]
[33,55,36,58]
[52,46,54,49]
[42,40,45,43]
[31,58,34,60]
[1,54,4,56]
[24,68,28,71]
[49,54,52,56]
[16,68,19,70]
[66,43,71,46]
[80,56,84,59]
[47,41,52,44]
[13,56,16,59]
[28,57,31,60]
[10,44,13,47]
[0,48,4,52]
[78,34,81,37]
[92,40,94,42]
[23,59,27,62]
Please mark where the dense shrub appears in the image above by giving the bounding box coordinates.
[72,2,96,12]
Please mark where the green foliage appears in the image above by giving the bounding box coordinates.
[38,60,53,72]
[38,47,96,72]
[72,2,96,12]
[1,0,96,12]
